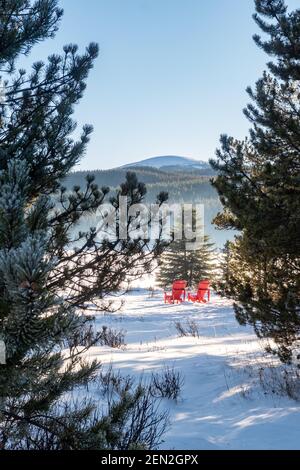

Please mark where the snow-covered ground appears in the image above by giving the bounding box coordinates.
[87,289,300,450]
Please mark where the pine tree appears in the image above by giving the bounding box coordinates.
[157,235,216,289]
[210,0,300,363]
[0,1,168,449]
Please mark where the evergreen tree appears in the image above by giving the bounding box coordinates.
[0,1,167,449]
[157,235,216,289]
[210,0,300,363]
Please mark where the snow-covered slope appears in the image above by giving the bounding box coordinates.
[87,290,300,450]
[123,155,211,171]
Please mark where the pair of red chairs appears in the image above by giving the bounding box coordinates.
[164,280,210,304]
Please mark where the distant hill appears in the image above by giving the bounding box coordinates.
[62,158,233,247]
[122,155,214,174]
[63,157,216,191]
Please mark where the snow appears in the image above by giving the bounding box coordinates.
[87,289,300,450]
[122,155,210,170]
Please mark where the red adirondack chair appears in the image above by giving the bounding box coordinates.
[188,280,210,303]
[164,280,187,304]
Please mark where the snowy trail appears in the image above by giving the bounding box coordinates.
[88,291,300,450]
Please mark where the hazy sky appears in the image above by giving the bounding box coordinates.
[25,0,299,170]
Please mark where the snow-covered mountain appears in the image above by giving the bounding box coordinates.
[123,155,211,171]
